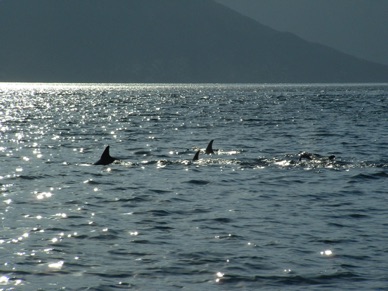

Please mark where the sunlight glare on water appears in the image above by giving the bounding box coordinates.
[0,83,387,290]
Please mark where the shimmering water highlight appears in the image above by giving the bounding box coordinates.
[0,83,387,290]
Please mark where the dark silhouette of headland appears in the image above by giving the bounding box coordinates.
[0,0,387,83]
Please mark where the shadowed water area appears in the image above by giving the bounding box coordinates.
[0,83,387,290]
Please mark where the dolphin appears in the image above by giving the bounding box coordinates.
[298,151,335,162]
[94,146,116,165]
[205,139,215,154]
[193,150,200,161]
[298,151,313,161]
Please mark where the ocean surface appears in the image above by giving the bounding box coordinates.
[0,83,387,290]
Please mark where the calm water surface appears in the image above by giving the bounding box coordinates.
[0,83,387,290]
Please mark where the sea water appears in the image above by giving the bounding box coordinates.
[0,83,387,290]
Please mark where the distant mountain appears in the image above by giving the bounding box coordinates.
[216,0,388,66]
[0,0,387,83]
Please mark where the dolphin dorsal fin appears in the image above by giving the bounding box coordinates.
[193,150,200,161]
[101,146,110,158]
[94,146,116,165]
[205,139,214,155]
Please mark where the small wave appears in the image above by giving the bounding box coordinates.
[148,189,173,194]
[212,217,233,223]
[133,210,171,217]
[114,196,151,203]
[184,179,210,185]
[350,171,388,181]
[90,233,120,240]
[215,270,361,287]
[18,174,52,180]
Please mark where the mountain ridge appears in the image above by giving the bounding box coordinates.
[0,0,387,83]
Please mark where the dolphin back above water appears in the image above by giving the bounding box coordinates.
[298,151,335,162]
[94,146,116,165]
[193,139,218,161]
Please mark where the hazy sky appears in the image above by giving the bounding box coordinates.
[216,0,388,65]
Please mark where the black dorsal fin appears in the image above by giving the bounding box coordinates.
[94,146,116,165]
[205,139,214,154]
[193,150,200,161]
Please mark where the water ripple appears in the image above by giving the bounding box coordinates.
[1,83,387,290]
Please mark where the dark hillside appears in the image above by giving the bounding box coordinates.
[0,0,387,83]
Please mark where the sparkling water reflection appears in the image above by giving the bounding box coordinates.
[0,83,387,290]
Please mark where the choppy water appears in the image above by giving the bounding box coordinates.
[1,83,387,290]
